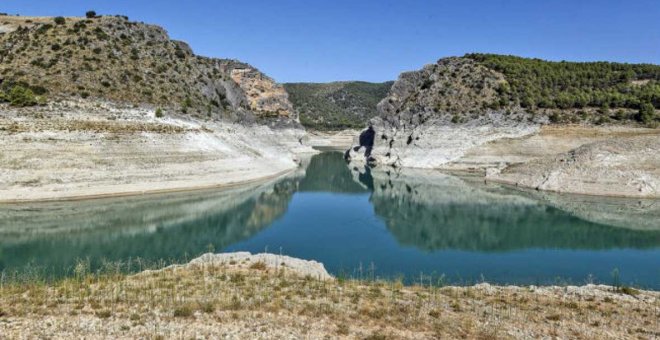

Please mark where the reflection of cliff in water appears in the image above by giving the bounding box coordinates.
[298,152,370,193]
[0,152,370,274]
[0,177,300,274]
[521,190,660,231]
[359,167,660,252]
[3,152,659,276]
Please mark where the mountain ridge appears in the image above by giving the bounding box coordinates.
[284,80,392,130]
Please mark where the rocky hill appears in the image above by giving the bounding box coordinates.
[346,55,660,197]
[0,14,314,202]
[0,14,292,123]
[284,81,392,130]
[377,54,660,127]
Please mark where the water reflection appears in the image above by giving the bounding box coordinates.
[0,177,300,275]
[365,169,660,251]
[1,152,659,286]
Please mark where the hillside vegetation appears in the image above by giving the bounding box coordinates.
[0,14,292,122]
[378,55,659,127]
[467,54,660,123]
[284,81,392,130]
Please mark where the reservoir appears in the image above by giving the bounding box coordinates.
[1,152,659,288]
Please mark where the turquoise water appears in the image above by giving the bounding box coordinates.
[1,152,659,288]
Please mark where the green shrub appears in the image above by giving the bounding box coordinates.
[155,108,163,118]
[36,24,53,34]
[549,112,561,123]
[173,304,193,318]
[93,27,109,40]
[54,16,66,25]
[31,85,48,95]
[51,43,61,51]
[614,109,627,121]
[7,86,38,107]
[174,48,186,59]
[637,102,655,124]
[86,10,97,19]
[73,21,87,32]
[130,48,139,60]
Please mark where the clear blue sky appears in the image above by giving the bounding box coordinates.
[2,0,658,82]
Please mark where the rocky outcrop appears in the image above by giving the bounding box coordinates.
[345,57,539,168]
[487,135,660,198]
[346,116,538,168]
[230,68,293,116]
[376,57,506,121]
[346,56,659,197]
[185,252,333,280]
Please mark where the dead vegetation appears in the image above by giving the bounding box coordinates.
[0,261,657,339]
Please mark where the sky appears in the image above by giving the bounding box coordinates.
[2,0,658,83]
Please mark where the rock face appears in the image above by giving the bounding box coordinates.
[377,57,505,122]
[346,56,659,197]
[0,100,313,202]
[345,57,540,168]
[230,68,293,116]
[487,135,660,198]
[0,15,293,122]
[346,116,538,168]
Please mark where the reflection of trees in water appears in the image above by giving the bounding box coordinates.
[299,152,370,193]
[3,152,660,276]
[0,178,299,275]
[365,168,660,252]
[0,152,365,275]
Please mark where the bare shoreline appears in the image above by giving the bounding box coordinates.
[347,124,660,198]
[0,167,297,204]
[0,101,317,204]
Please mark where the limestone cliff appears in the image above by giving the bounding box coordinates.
[346,57,538,168]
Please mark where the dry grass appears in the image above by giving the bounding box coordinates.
[0,262,658,339]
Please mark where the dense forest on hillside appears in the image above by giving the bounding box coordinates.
[284,81,392,130]
[466,54,660,116]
